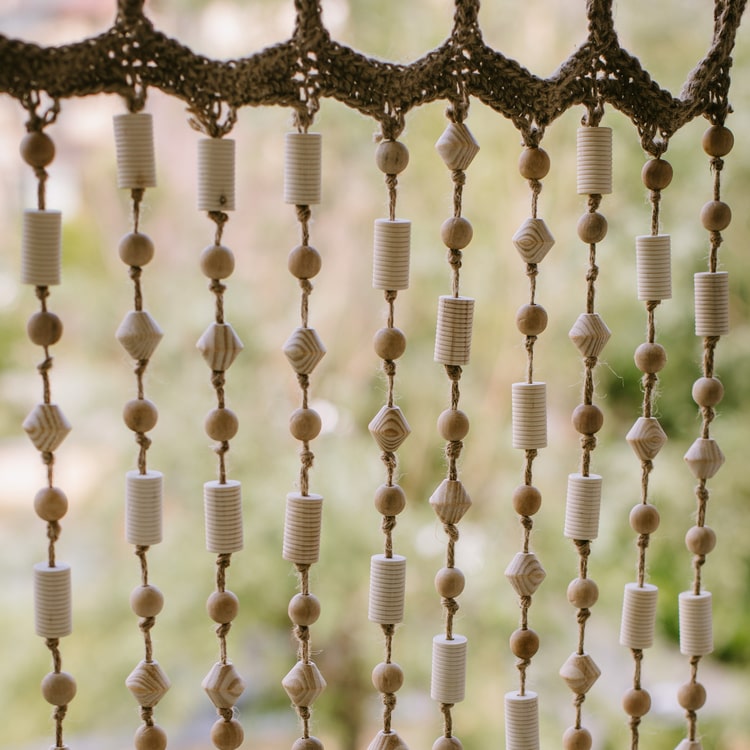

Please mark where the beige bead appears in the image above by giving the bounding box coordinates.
[675,740,703,750]
[677,681,706,711]
[283,326,326,374]
[700,200,731,231]
[282,660,327,706]
[564,473,602,541]
[369,553,406,624]
[577,126,612,194]
[113,112,156,189]
[692,377,724,407]
[515,303,548,336]
[197,322,244,371]
[441,217,473,250]
[34,562,71,638]
[290,407,322,441]
[622,688,651,717]
[434,295,474,365]
[293,738,324,750]
[511,382,547,449]
[284,132,322,205]
[509,628,540,659]
[134,723,168,750]
[437,408,469,441]
[22,209,62,286]
[372,661,404,693]
[620,582,658,649]
[685,525,716,556]
[119,232,155,267]
[283,492,323,564]
[368,731,408,750]
[684,437,725,479]
[702,125,734,157]
[206,590,239,623]
[375,140,409,174]
[435,122,479,171]
[130,584,165,618]
[634,342,667,373]
[432,738,463,750]
[123,399,158,433]
[20,131,55,168]
[512,217,554,264]
[678,590,713,656]
[512,485,541,516]
[505,552,546,597]
[41,671,77,706]
[576,212,608,244]
[636,234,672,301]
[125,469,163,546]
[288,244,322,279]
[34,486,68,522]
[568,313,611,358]
[210,718,244,750]
[373,219,411,291]
[202,661,245,709]
[435,566,465,599]
[204,480,243,554]
[562,726,592,750]
[27,311,63,347]
[626,416,667,461]
[559,652,601,694]
[572,404,603,435]
[369,405,411,452]
[116,310,163,360]
[629,503,660,535]
[567,577,598,609]
[429,478,471,524]
[200,244,235,279]
[694,271,729,336]
[374,484,406,516]
[198,137,235,211]
[504,690,539,750]
[374,327,407,360]
[430,633,468,703]
[288,592,321,626]
[641,158,673,190]
[205,408,239,442]
[126,660,171,708]
[23,403,71,452]
[518,146,550,180]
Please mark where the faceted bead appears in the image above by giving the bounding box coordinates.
[197,323,243,371]
[23,404,71,452]
[283,327,326,374]
[684,437,725,479]
[559,652,601,694]
[126,660,171,707]
[202,662,246,709]
[368,730,409,750]
[512,217,555,264]
[117,311,164,361]
[282,660,326,706]
[369,405,411,452]
[435,122,479,171]
[626,417,667,460]
[568,313,611,358]
[429,479,471,524]
[505,552,546,596]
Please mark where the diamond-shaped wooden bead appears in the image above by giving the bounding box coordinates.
[684,438,725,480]
[283,326,326,375]
[512,218,555,264]
[505,552,546,596]
[435,122,480,171]
[626,417,667,460]
[559,652,600,695]
[282,660,326,707]
[126,659,170,708]
[430,479,471,525]
[197,322,243,371]
[23,404,71,452]
[202,662,245,709]
[569,313,611,358]
[368,730,409,750]
[369,405,411,452]
[116,310,163,360]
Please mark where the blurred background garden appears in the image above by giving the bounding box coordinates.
[1,1,750,748]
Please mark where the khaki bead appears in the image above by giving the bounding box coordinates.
[572,404,603,435]
[130,584,165,618]
[440,217,473,250]
[685,525,716,556]
[567,577,599,609]
[701,200,732,231]
[34,486,68,521]
[641,158,673,190]
[41,671,77,706]
[289,407,322,441]
[437,408,470,441]
[288,244,322,279]
[677,681,706,710]
[288,593,321,626]
[134,724,168,750]
[692,377,724,407]
[702,125,734,157]
[205,408,239,442]
[375,140,409,174]
[509,627,539,659]
[622,688,651,717]
[206,590,239,624]
[577,212,608,244]
[515,303,548,336]
[374,484,406,516]
[292,738,324,750]
[373,327,406,360]
[562,727,592,750]
[512,484,542,516]
[119,232,155,267]
[435,566,465,599]
[433,737,463,750]
[20,131,55,168]
[210,718,244,750]
[123,398,158,433]
[200,244,235,279]
[629,503,660,535]
[372,661,404,693]
[27,311,63,347]
[634,342,667,373]
[518,147,550,180]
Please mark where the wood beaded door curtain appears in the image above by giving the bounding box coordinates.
[2,1,747,750]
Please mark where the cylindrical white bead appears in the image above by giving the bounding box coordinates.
[564,473,602,540]
[284,132,322,205]
[113,112,156,189]
[636,234,672,301]
[197,138,235,211]
[678,590,713,656]
[504,691,540,750]
[431,634,468,704]
[204,479,243,553]
[373,218,411,291]
[22,209,62,286]
[511,382,547,449]
[368,554,406,624]
[125,469,163,546]
[434,295,475,365]
[577,126,613,195]
[694,271,729,336]
[34,562,72,638]
[620,582,658,649]
[282,492,323,564]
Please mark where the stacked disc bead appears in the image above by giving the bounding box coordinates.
[559,122,613,750]
[194,132,247,750]
[366,133,412,750]
[113,109,173,750]
[280,127,328,750]
[504,142,554,750]
[19,115,77,750]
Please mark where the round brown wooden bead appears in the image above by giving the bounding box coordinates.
[437,408,470,441]
[41,671,77,705]
[629,503,660,535]
[200,244,235,279]
[205,408,239,442]
[515,303,548,336]
[512,485,542,516]
[634,342,667,373]
[518,147,550,180]
[685,525,716,556]
[622,688,651,717]
[692,377,724,407]
[206,590,239,624]
[374,484,406,516]
[292,738,324,750]
[27,311,63,347]
[509,627,539,659]
[700,200,732,231]
[119,232,155,267]
[677,681,706,710]
[641,158,673,190]
[123,398,158,432]
[288,593,321,626]
[134,724,168,750]
[577,212,608,244]
[130,584,165,618]
[34,486,68,521]
[433,737,463,750]
[289,407,322,441]
[572,404,603,435]
[373,327,406,360]
[375,140,409,174]
[288,244,322,279]
[372,661,404,693]
[211,718,244,750]
[440,217,473,250]
[702,125,734,157]
[435,566,465,599]
[20,131,55,168]
[567,577,599,609]
[562,727,592,750]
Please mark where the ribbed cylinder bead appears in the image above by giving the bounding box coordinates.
[197,137,235,211]
[34,562,72,638]
[694,271,729,336]
[577,126,613,195]
[434,295,475,365]
[284,132,322,205]
[113,112,156,189]
[619,582,658,649]
[204,479,243,554]
[636,234,672,301]
[504,691,540,750]
[372,218,411,290]
[282,492,324,564]
[511,382,547,449]
[125,469,163,546]
[430,634,468,704]
[678,591,713,656]
[22,209,62,286]
[368,554,407,624]
[563,473,603,540]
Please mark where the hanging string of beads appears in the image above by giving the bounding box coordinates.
[366,121,412,750]
[504,137,554,750]
[559,109,612,750]
[19,93,77,750]
[674,121,733,750]
[190,104,247,750]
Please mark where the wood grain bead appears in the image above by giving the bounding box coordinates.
[629,503,660,535]
[440,216,473,250]
[27,311,63,347]
[23,403,71,452]
[119,232,155,267]
[200,244,235,279]
[634,342,667,373]
[34,486,68,521]
[505,552,546,596]
[435,121,479,171]
[684,437,725,479]
[206,590,239,623]
[559,652,601,694]
[702,125,734,157]
[288,244,322,279]
[572,404,603,435]
[134,724,167,750]
[292,738,324,750]
[512,485,542,516]
[437,408,469,441]
[374,484,406,516]
[432,738,463,750]
[210,718,244,750]
[198,137,235,211]
[290,407,322,441]
[373,327,406,360]
[205,408,239,442]
[567,577,599,609]
[512,217,554,263]
[509,627,539,659]
[685,525,716,556]
[22,209,62,286]
[41,671,77,706]
[434,295,474,365]
[562,727,592,750]
[130,584,165,618]
[435,566,465,599]
[504,690,539,750]
[116,310,163,360]
[375,140,409,174]
[288,593,321,626]
[515,303,548,336]
[518,146,550,180]
[282,660,327,706]
[576,211,608,244]
[430,479,471,524]
[622,688,651,717]
[372,661,404,693]
[568,312,611,358]
[369,405,411,452]
[626,416,667,461]
[203,661,245,710]
[20,131,55,168]
[368,730,407,750]
[692,377,724,407]
[677,681,706,710]
[123,398,158,432]
[700,200,732,231]
[641,158,673,190]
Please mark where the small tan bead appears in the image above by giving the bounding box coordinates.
[123,398,158,433]
[562,727,592,750]
[512,484,542,516]
[200,244,235,279]
[518,147,550,180]
[134,724,168,750]
[509,627,539,659]
[27,311,63,347]
[440,217,473,250]
[622,688,651,717]
[435,566,465,599]
[677,681,706,710]
[432,737,463,750]
[119,232,155,267]
[572,404,603,435]
[20,131,55,168]
[288,244,322,279]
[207,590,239,624]
[374,484,406,516]
[130,584,165,618]
[629,503,660,535]
[211,718,244,750]
[702,125,734,157]
[375,140,409,174]
[288,593,321,626]
[289,407,322,441]
[437,408,470,441]
[634,342,667,373]
[205,408,239,442]
[641,158,673,190]
[515,303,548,336]
[567,577,599,609]
[34,486,68,521]
[373,327,406,360]
[692,377,724,407]
[577,212,608,244]
[372,661,404,693]
[292,738,324,750]
[685,525,716,556]
[701,200,732,231]
[41,671,77,706]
